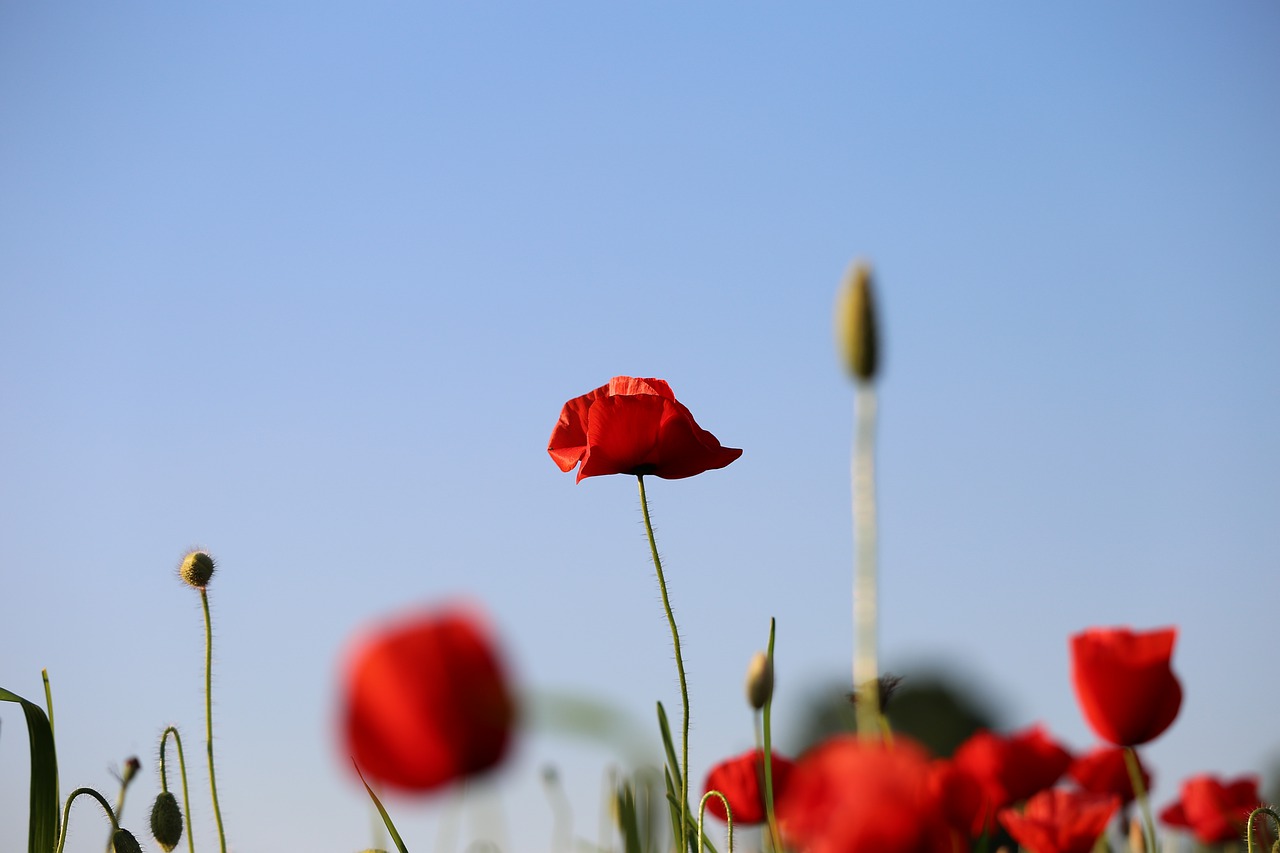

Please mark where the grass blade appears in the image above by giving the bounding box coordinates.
[352,761,409,853]
[0,685,60,853]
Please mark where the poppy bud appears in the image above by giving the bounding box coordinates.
[111,828,144,853]
[744,651,773,710]
[179,550,215,590]
[150,791,184,852]
[835,262,879,382]
[121,756,141,785]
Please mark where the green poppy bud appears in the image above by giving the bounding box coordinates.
[121,756,141,785]
[835,262,879,382]
[111,828,144,853]
[179,550,215,589]
[150,790,184,852]
[744,651,773,710]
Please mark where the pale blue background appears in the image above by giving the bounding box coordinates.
[3,3,1278,851]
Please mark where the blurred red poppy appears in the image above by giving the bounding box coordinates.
[952,726,1073,834]
[776,735,951,853]
[1070,626,1181,746]
[1068,746,1151,805]
[998,789,1120,853]
[1160,774,1261,844]
[548,376,742,482]
[340,605,515,792]
[701,749,794,824]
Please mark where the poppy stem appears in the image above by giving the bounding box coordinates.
[1123,747,1156,853]
[637,474,690,853]
[54,787,119,853]
[698,790,734,853]
[853,384,881,739]
[760,618,783,853]
[160,726,196,853]
[200,588,228,853]
[1246,807,1279,853]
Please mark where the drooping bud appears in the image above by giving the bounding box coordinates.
[744,651,773,710]
[111,828,144,853]
[150,791,184,852]
[179,550,216,590]
[834,262,879,382]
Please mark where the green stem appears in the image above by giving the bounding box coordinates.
[161,726,197,853]
[1246,807,1279,853]
[760,618,782,853]
[200,589,228,853]
[697,791,733,853]
[55,787,118,853]
[1123,747,1157,853]
[637,474,690,853]
[853,385,880,738]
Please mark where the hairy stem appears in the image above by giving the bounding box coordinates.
[637,474,690,853]
[201,589,228,853]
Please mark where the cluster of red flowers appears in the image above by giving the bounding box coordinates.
[700,625,1260,853]
[331,378,1265,853]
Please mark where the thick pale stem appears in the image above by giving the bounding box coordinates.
[637,474,690,853]
[201,589,228,853]
[853,385,880,738]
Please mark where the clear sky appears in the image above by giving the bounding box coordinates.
[2,3,1278,851]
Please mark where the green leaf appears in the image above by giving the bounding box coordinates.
[352,761,409,853]
[655,702,681,790]
[615,783,642,853]
[0,685,60,853]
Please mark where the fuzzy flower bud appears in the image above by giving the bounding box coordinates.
[121,756,141,785]
[744,651,773,710]
[150,790,184,852]
[111,828,144,853]
[179,550,215,590]
[835,262,879,382]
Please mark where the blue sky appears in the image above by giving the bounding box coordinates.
[3,3,1278,851]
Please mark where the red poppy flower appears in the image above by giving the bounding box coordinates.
[928,759,986,838]
[340,605,516,792]
[998,789,1121,853]
[548,376,742,482]
[1068,746,1152,805]
[1159,774,1261,844]
[701,749,794,824]
[952,726,1073,833]
[776,735,951,853]
[1070,626,1181,746]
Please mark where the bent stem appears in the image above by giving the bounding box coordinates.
[55,788,118,853]
[200,589,228,853]
[1247,807,1279,853]
[161,726,196,853]
[1123,748,1156,853]
[697,791,733,853]
[637,474,690,853]
[852,384,880,738]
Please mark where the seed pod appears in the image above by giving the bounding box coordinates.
[179,550,216,589]
[150,790,184,852]
[111,828,144,853]
[834,262,879,382]
[744,651,773,710]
